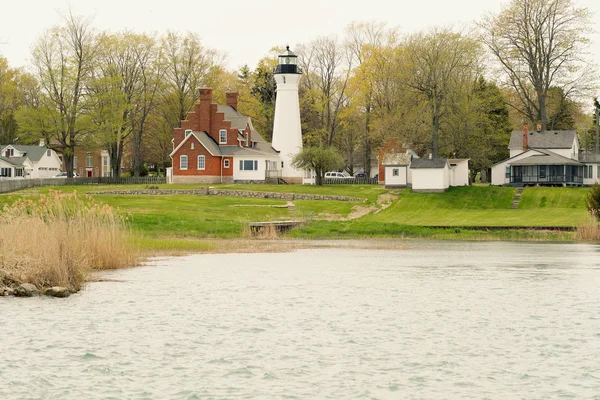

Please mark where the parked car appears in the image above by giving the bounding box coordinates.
[354,171,366,178]
[324,171,352,179]
[53,172,80,178]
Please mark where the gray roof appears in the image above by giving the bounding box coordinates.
[410,158,448,169]
[508,130,577,150]
[510,150,583,166]
[191,131,277,157]
[1,145,48,162]
[215,105,277,156]
[194,132,222,156]
[579,152,600,163]
[382,152,411,166]
[0,156,27,166]
[217,105,250,130]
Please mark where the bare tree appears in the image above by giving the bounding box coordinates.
[297,37,353,147]
[480,0,594,130]
[17,12,97,177]
[404,28,482,158]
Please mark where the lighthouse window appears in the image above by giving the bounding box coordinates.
[219,129,227,144]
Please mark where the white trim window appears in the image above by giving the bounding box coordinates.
[180,155,188,170]
[224,159,230,168]
[219,129,227,144]
[197,155,205,170]
[239,160,258,171]
[190,142,194,150]
[392,168,399,176]
[185,129,192,137]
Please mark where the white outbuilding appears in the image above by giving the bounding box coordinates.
[410,158,450,192]
[382,152,412,187]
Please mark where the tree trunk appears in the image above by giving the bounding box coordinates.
[363,104,371,175]
[133,125,144,177]
[432,103,440,159]
[539,93,547,131]
[64,152,74,178]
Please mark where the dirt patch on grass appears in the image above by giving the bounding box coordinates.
[315,192,400,221]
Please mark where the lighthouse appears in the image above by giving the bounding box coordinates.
[272,46,303,183]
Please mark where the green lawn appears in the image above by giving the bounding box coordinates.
[98,194,291,238]
[0,183,593,241]
[364,186,589,227]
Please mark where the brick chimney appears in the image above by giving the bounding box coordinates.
[226,91,238,110]
[523,123,529,151]
[198,88,213,132]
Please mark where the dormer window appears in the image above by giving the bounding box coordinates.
[185,129,192,137]
[219,129,227,144]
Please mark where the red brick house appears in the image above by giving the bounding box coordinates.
[169,88,279,184]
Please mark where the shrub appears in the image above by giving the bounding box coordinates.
[587,184,600,220]
[0,190,138,291]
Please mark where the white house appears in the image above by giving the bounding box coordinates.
[410,158,451,192]
[0,144,62,179]
[491,124,599,186]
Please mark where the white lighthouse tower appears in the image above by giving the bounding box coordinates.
[272,46,303,183]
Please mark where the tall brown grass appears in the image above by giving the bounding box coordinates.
[0,190,138,291]
[575,216,600,242]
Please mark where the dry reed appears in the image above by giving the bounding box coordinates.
[0,190,138,291]
[575,216,600,242]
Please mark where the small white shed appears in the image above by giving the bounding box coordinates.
[382,153,411,187]
[410,158,450,192]
[448,158,470,186]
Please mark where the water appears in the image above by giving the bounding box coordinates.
[2,241,600,399]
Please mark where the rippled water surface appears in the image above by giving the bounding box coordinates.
[2,241,600,399]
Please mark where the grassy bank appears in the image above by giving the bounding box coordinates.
[0,184,596,253]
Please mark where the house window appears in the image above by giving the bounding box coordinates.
[224,159,230,168]
[539,165,546,179]
[239,160,258,171]
[46,149,51,157]
[219,129,227,144]
[197,155,205,170]
[185,129,192,137]
[73,156,78,169]
[589,165,593,179]
[6,148,14,157]
[1,167,11,177]
[180,155,188,170]
[191,142,194,150]
[281,161,284,168]
[15,168,24,177]
[505,166,510,178]
[392,168,399,177]
[103,157,108,167]
[86,155,93,168]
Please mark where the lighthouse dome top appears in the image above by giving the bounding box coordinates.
[275,46,302,75]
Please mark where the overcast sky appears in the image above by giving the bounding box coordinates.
[1,0,599,94]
